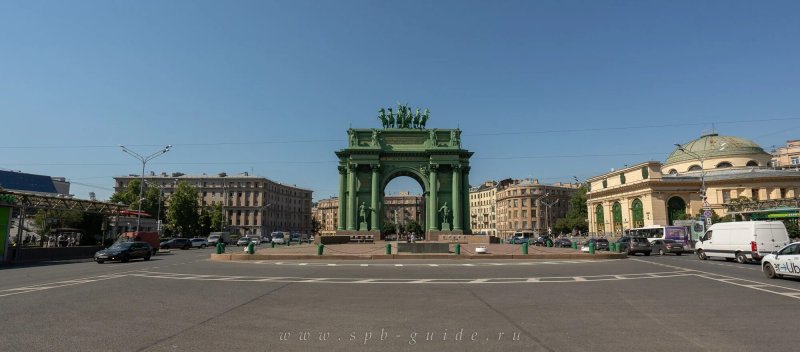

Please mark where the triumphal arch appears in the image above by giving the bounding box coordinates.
[335,104,473,238]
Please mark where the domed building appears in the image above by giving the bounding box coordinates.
[585,133,800,240]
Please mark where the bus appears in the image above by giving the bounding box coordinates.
[626,225,689,245]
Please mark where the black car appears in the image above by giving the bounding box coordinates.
[554,238,572,248]
[160,238,191,250]
[95,241,152,263]
[584,238,610,251]
[651,239,685,256]
[617,236,652,256]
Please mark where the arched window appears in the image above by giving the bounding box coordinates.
[716,162,733,168]
[612,202,623,234]
[688,165,702,171]
[667,197,686,226]
[595,204,604,234]
[746,160,759,167]
[631,199,644,228]
[668,169,678,175]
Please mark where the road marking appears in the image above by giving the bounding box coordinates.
[633,258,800,301]
[126,270,694,285]
[229,259,617,267]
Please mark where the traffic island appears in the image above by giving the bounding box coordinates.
[210,243,627,261]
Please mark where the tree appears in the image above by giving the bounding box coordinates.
[404,220,423,235]
[109,179,162,219]
[167,181,199,237]
[553,186,589,234]
[784,220,800,239]
[382,221,397,235]
[209,202,223,231]
[311,218,322,235]
[198,206,212,237]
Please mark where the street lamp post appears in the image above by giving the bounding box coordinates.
[540,193,560,236]
[120,145,171,234]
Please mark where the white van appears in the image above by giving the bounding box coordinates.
[695,221,790,263]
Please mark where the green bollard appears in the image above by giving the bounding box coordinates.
[589,243,595,255]
[317,243,324,255]
[385,243,391,255]
[247,242,255,254]
[271,241,276,248]
[547,240,553,248]
[286,239,290,246]
[215,242,223,254]
[572,241,578,250]
[455,243,461,255]
[522,242,528,255]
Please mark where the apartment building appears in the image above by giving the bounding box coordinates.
[312,197,339,235]
[495,178,578,239]
[113,172,312,236]
[772,139,800,169]
[469,181,497,236]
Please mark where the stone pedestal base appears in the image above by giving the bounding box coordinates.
[358,222,369,231]
[441,222,452,231]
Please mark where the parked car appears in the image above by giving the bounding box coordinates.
[190,238,208,249]
[533,236,552,246]
[160,238,191,250]
[583,238,610,251]
[650,239,684,256]
[95,241,152,263]
[271,232,287,244]
[245,236,261,245]
[236,237,253,246]
[696,221,790,263]
[510,231,535,244]
[617,236,651,256]
[762,242,800,279]
[553,238,572,248]
[207,232,230,246]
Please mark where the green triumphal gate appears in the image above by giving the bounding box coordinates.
[335,105,473,238]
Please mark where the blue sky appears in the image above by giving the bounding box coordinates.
[1,0,799,201]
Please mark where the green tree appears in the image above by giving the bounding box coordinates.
[784,220,800,239]
[382,221,397,235]
[553,186,589,234]
[209,202,224,231]
[109,179,140,206]
[198,206,212,237]
[167,181,199,237]
[311,218,322,235]
[404,220,423,235]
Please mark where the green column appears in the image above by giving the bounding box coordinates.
[0,206,10,261]
[462,166,471,234]
[370,164,380,231]
[346,163,357,231]
[337,166,346,230]
[428,164,439,231]
[452,165,462,231]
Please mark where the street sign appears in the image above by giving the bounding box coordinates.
[706,217,712,226]
[703,210,712,218]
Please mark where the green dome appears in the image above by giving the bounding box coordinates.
[665,134,769,165]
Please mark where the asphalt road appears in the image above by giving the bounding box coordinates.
[1,248,799,352]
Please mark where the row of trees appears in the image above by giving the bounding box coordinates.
[110,180,224,238]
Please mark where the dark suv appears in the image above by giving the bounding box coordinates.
[160,238,191,250]
[584,238,610,251]
[617,236,652,256]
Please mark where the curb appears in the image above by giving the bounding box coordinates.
[211,253,627,261]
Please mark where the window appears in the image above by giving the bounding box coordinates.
[792,157,799,165]
[746,160,759,167]
[751,189,760,201]
[522,199,527,206]
[688,165,702,171]
[722,190,731,203]
[513,199,518,207]
[668,169,678,175]
[716,162,733,168]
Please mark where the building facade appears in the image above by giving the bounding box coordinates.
[469,181,497,236]
[114,172,313,236]
[771,139,800,169]
[586,134,800,238]
[312,197,339,236]
[495,178,578,239]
